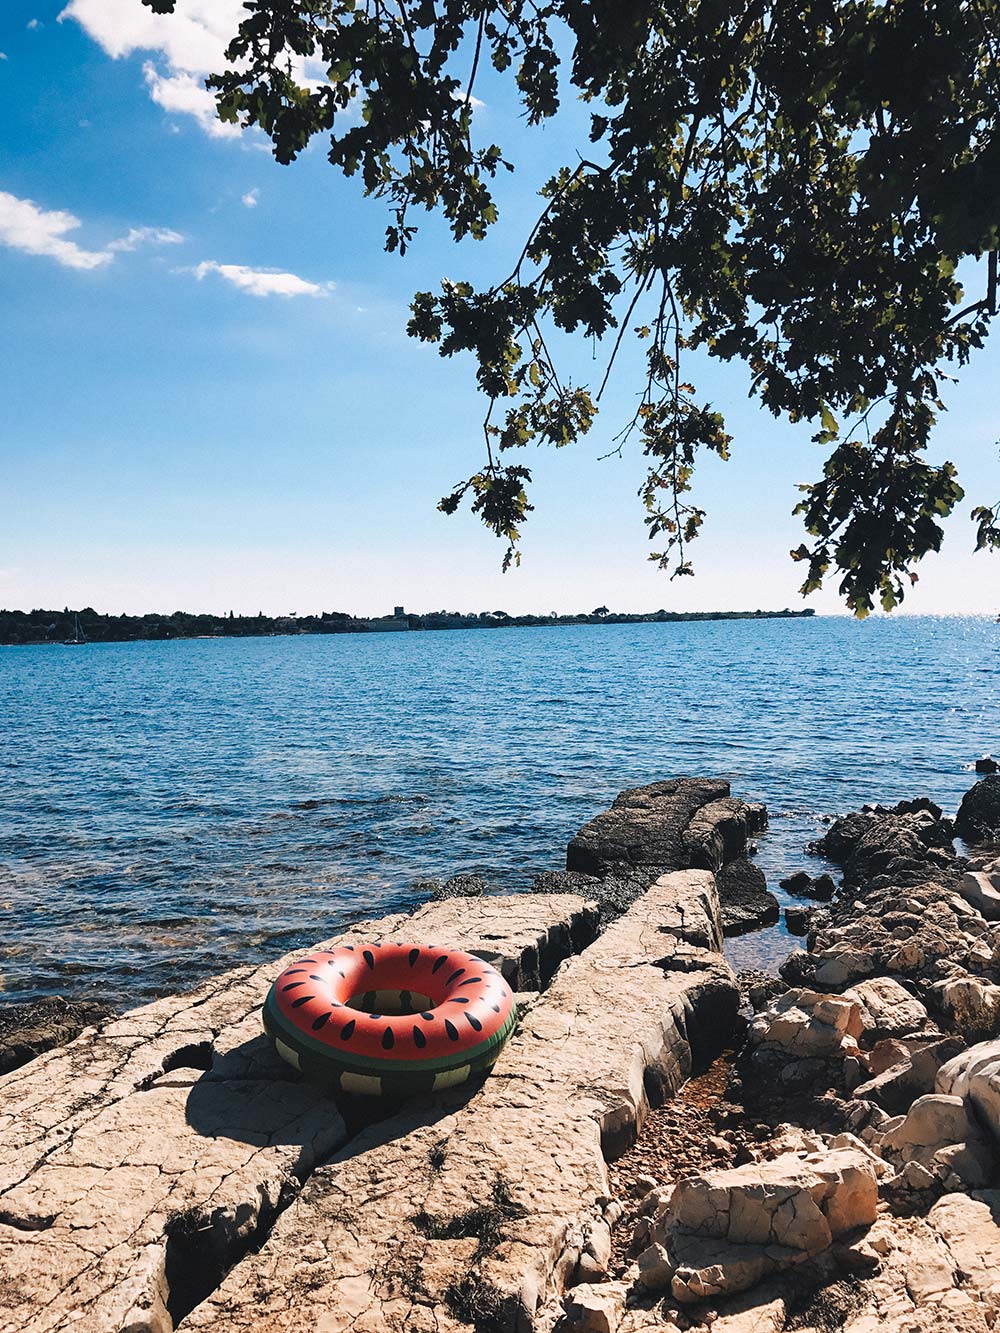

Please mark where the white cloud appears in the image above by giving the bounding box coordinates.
[58,0,241,68]
[189,260,333,298]
[0,191,183,271]
[60,0,325,139]
[27,18,42,30]
[0,52,8,61]
[107,225,184,252]
[0,191,111,270]
[451,89,485,111]
[142,60,240,139]
[241,189,259,208]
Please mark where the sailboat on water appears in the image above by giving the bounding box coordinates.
[62,613,87,646]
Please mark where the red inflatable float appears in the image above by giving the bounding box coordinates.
[263,941,517,1096]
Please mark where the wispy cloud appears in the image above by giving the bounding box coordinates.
[0,191,183,270]
[0,52,8,61]
[27,18,42,30]
[241,189,259,208]
[107,225,184,252]
[188,260,333,298]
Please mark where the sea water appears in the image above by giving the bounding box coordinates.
[0,615,996,1003]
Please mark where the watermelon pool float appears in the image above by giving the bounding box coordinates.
[263,941,517,1096]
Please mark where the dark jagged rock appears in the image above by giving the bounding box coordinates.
[779,871,837,902]
[567,777,766,878]
[810,801,955,888]
[0,997,114,1075]
[567,777,729,876]
[809,874,837,901]
[737,970,788,1012]
[683,797,769,870]
[975,757,999,775]
[425,873,490,900]
[785,905,814,936]
[564,778,769,931]
[780,870,812,894]
[956,776,1000,845]
[780,949,817,986]
[530,866,655,925]
[716,858,780,936]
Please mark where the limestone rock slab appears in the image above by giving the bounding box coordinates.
[0,894,596,1333]
[178,871,738,1333]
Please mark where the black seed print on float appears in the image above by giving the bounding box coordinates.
[282,981,306,992]
[466,1014,483,1032]
[408,948,420,967]
[450,997,469,1004]
[291,995,313,1008]
[446,969,466,986]
[369,1013,382,1020]
[459,978,481,987]
[412,1026,427,1048]
[363,950,375,970]
[312,1012,332,1031]
[382,1027,395,1050]
[340,1020,356,1040]
[431,956,448,974]
[445,1020,460,1041]
[491,1005,501,1013]
[420,1011,435,1021]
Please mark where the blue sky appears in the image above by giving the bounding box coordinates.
[1,1,998,617]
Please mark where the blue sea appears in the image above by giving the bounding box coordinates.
[0,616,996,1006]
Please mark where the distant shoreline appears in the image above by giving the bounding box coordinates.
[0,606,815,647]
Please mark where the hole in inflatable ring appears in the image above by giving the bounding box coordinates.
[345,989,434,1016]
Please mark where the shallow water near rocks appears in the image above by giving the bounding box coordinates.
[0,615,996,1004]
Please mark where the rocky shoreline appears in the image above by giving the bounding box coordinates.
[1,773,1000,1332]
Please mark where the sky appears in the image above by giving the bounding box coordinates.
[1,1,998,618]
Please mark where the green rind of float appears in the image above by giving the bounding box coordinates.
[263,991,517,1077]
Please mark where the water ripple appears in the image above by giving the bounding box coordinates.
[0,616,996,1002]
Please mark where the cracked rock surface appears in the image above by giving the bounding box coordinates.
[178,871,738,1333]
[0,893,595,1333]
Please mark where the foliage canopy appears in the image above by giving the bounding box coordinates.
[145,0,1000,613]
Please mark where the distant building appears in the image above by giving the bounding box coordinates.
[355,606,411,632]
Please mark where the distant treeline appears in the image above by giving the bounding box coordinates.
[0,605,815,646]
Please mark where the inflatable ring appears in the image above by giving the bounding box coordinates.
[263,941,517,1096]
